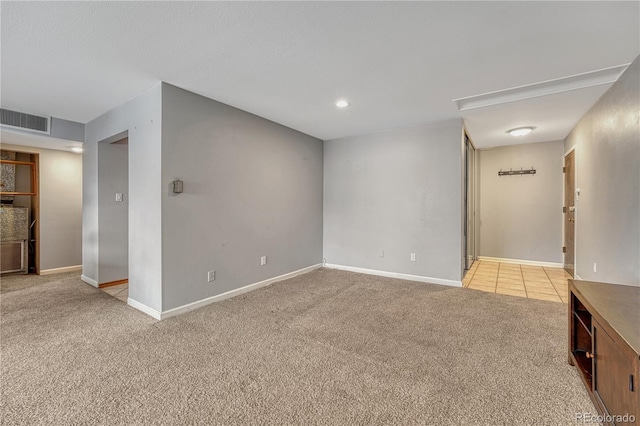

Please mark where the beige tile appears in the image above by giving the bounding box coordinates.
[498,267,521,274]
[497,278,524,287]
[476,265,498,271]
[497,282,525,290]
[521,266,547,272]
[475,272,498,277]
[497,276,523,282]
[524,280,554,287]
[469,279,496,287]
[498,273,524,281]
[527,292,562,303]
[521,270,548,277]
[469,285,496,293]
[524,284,558,295]
[470,277,496,286]
[553,289,569,300]
[543,267,566,274]
[102,284,128,295]
[115,295,128,303]
[551,278,569,286]
[522,276,551,284]
[499,264,521,271]
[496,288,527,297]
[477,262,498,267]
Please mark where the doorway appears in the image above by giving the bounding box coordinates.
[0,150,39,275]
[464,134,477,272]
[563,148,576,277]
[96,134,129,297]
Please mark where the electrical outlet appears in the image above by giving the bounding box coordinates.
[207,271,215,282]
[410,253,416,262]
[260,256,267,266]
[115,193,123,202]
[380,249,384,258]
[593,263,597,273]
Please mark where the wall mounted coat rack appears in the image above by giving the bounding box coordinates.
[498,167,536,177]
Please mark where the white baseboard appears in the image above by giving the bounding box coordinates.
[40,265,82,276]
[477,256,563,268]
[127,298,162,320]
[575,275,583,280]
[323,263,462,287]
[81,274,98,287]
[159,263,323,320]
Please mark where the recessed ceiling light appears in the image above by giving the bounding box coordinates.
[70,146,84,153]
[507,127,535,137]
[335,99,350,108]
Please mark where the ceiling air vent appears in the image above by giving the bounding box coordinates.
[0,108,50,134]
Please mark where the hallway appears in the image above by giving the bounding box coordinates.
[463,261,570,303]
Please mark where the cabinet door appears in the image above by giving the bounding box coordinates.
[593,318,638,424]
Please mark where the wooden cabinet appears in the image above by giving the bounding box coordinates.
[569,280,640,425]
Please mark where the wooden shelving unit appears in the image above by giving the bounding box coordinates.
[569,280,640,425]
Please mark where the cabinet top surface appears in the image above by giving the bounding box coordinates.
[571,280,640,355]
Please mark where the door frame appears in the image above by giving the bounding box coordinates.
[463,132,477,272]
[563,145,578,278]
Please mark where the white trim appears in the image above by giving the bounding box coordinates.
[323,263,462,287]
[477,256,563,268]
[160,264,323,320]
[81,274,98,287]
[575,275,583,280]
[127,298,161,320]
[453,64,628,111]
[40,265,82,276]
[563,145,576,157]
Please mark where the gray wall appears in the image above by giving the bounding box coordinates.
[84,83,162,311]
[0,143,82,271]
[564,56,640,285]
[478,140,564,263]
[323,120,464,282]
[97,141,128,283]
[161,83,324,310]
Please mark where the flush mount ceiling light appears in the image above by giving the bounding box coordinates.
[70,146,84,153]
[507,127,535,137]
[335,99,350,108]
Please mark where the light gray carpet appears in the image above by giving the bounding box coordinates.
[0,271,79,295]
[1,269,596,425]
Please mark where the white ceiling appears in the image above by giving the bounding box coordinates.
[1,2,639,147]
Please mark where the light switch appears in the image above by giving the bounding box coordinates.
[115,193,123,202]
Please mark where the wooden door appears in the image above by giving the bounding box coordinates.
[564,150,575,276]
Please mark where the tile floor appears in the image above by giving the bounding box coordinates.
[463,261,571,303]
[100,282,129,303]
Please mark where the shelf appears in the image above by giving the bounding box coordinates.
[573,310,592,336]
[572,350,593,388]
